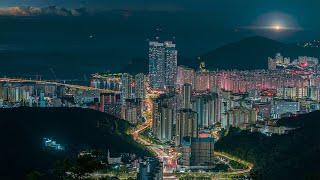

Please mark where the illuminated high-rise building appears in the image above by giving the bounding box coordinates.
[191,93,217,128]
[194,72,211,92]
[268,53,292,70]
[183,83,192,109]
[135,73,146,99]
[176,109,198,146]
[149,40,177,89]
[121,99,143,124]
[159,106,174,141]
[190,137,215,167]
[226,107,257,128]
[121,73,134,103]
[177,66,195,89]
[149,41,165,89]
[164,41,178,87]
[271,100,300,119]
[90,73,122,91]
[152,94,176,141]
[100,93,121,118]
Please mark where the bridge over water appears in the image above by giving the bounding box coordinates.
[0,78,120,94]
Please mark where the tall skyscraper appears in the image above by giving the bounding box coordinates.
[177,66,195,89]
[183,83,192,109]
[149,40,177,90]
[100,93,121,118]
[149,41,165,89]
[121,99,143,124]
[178,137,215,168]
[164,41,178,87]
[190,137,215,167]
[152,94,176,141]
[135,73,146,99]
[121,73,134,103]
[176,109,198,146]
[159,106,173,141]
[191,93,216,128]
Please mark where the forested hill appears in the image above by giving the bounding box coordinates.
[0,107,149,179]
[200,36,320,70]
[215,111,320,179]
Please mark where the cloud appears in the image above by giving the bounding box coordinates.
[240,26,304,31]
[0,6,88,16]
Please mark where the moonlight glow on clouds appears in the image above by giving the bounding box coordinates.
[242,12,304,32]
[242,25,304,32]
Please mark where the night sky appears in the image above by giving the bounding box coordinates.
[1,1,320,52]
[1,0,319,33]
[0,0,319,78]
[1,0,319,13]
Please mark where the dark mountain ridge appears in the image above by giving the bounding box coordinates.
[122,36,320,74]
[215,111,320,179]
[0,107,149,179]
[200,36,320,70]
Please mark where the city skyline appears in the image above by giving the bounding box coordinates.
[2,49,320,178]
[1,1,320,179]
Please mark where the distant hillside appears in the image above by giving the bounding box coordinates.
[215,111,320,179]
[0,107,149,179]
[121,36,320,74]
[200,36,320,70]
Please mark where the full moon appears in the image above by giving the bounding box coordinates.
[273,25,282,31]
[249,12,303,33]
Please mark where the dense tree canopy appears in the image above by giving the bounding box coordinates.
[215,111,320,179]
[0,107,149,179]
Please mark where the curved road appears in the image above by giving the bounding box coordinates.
[130,93,253,179]
[214,151,253,176]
